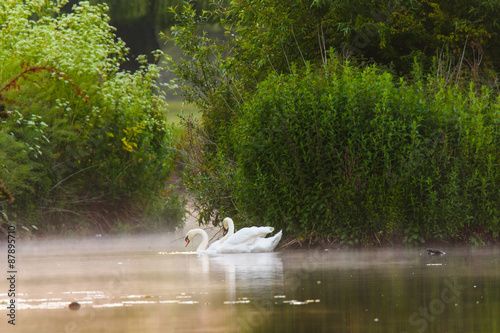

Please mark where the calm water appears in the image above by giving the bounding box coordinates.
[1,235,499,332]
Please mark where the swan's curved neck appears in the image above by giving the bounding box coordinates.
[192,229,209,252]
[221,219,235,243]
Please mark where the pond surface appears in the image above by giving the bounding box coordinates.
[1,235,499,332]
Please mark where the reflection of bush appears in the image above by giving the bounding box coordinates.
[0,1,182,234]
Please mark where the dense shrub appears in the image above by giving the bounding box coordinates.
[232,59,500,243]
[0,0,184,233]
[170,0,500,243]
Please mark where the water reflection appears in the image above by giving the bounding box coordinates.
[209,252,284,301]
[1,236,499,332]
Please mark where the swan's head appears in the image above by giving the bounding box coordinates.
[185,230,195,247]
[222,217,232,236]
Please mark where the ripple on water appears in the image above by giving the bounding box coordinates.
[224,297,251,304]
[283,299,320,305]
[157,251,198,255]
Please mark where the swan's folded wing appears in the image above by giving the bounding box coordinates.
[223,226,273,245]
[219,228,281,253]
[252,226,274,238]
[250,230,282,253]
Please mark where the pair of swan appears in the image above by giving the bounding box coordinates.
[184,218,282,254]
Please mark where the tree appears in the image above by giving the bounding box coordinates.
[170,0,500,243]
[0,0,184,234]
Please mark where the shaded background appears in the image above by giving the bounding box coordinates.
[62,0,214,72]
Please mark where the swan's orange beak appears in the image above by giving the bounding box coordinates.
[222,226,228,236]
[185,236,190,247]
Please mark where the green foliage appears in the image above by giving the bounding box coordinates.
[209,0,500,79]
[177,115,240,225]
[0,0,183,233]
[167,2,244,225]
[111,185,187,234]
[232,59,500,242]
[327,0,500,78]
[169,0,500,243]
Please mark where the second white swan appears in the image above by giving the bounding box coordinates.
[218,217,282,253]
[184,217,282,253]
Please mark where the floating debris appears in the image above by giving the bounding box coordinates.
[68,302,81,311]
[273,295,286,299]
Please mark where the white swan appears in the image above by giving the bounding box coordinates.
[221,217,273,240]
[184,218,282,253]
[218,217,282,253]
[184,228,221,253]
[183,218,236,253]
[218,228,282,253]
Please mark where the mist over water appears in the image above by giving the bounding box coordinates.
[1,234,499,332]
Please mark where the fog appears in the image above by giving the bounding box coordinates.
[1,233,499,332]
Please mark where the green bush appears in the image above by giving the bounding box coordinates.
[231,59,500,243]
[169,0,500,243]
[0,0,183,233]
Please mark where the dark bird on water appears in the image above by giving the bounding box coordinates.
[426,248,446,255]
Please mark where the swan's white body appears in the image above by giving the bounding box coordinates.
[218,228,282,253]
[217,218,282,253]
[184,218,282,253]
